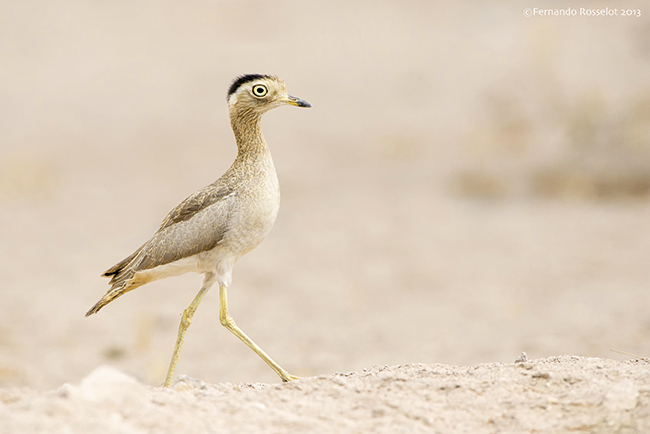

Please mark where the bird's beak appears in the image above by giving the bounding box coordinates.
[285,95,311,108]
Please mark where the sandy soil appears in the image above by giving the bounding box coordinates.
[1,1,650,432]
[2,356,649,433]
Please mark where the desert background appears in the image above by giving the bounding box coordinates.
[1,0,649,432]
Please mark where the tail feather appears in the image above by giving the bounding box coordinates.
[87,249,143,317]
[86,274,146,316]
[102,243,147,276]
[85,286,125,316]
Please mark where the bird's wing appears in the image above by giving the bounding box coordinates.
[136,189,236,271]
[104,185,236,279]
[158,185,235,230]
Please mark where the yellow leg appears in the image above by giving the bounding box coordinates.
[163,273,216,388]
[219,283,300,382]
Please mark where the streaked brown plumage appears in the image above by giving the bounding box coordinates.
[86,74,311,387]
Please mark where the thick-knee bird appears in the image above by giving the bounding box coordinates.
[86,74,310,387]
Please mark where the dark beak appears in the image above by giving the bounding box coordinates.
[287,95,312,108]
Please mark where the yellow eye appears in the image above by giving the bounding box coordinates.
[252,84,268,98]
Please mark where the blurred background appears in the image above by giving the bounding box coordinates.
[1,0,649,389]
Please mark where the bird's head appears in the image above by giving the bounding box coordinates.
[227,74,311,116]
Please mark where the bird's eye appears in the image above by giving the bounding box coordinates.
[252,84,268,98]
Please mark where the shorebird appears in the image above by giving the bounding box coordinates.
[86,74,311,387]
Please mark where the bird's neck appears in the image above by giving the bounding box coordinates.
[230,110,272,163]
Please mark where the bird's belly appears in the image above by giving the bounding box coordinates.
[225,195,279,256]
[193,194,278,286]
[132,255,202,285]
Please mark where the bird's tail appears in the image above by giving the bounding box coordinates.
[87,263,146,317]
[86,246,147,317]
[85,286,126,316]
[86,268,148,316]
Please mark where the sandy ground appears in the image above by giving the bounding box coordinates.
[1,356,649,433]
[1,0,650,432]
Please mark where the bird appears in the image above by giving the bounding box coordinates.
[86,74,311,387]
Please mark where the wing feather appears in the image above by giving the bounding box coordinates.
[104,184,236,281]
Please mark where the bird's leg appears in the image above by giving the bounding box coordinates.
[219,283,300,382]
[163,272,216,388]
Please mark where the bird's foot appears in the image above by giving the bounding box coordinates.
[281,373,301,382]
